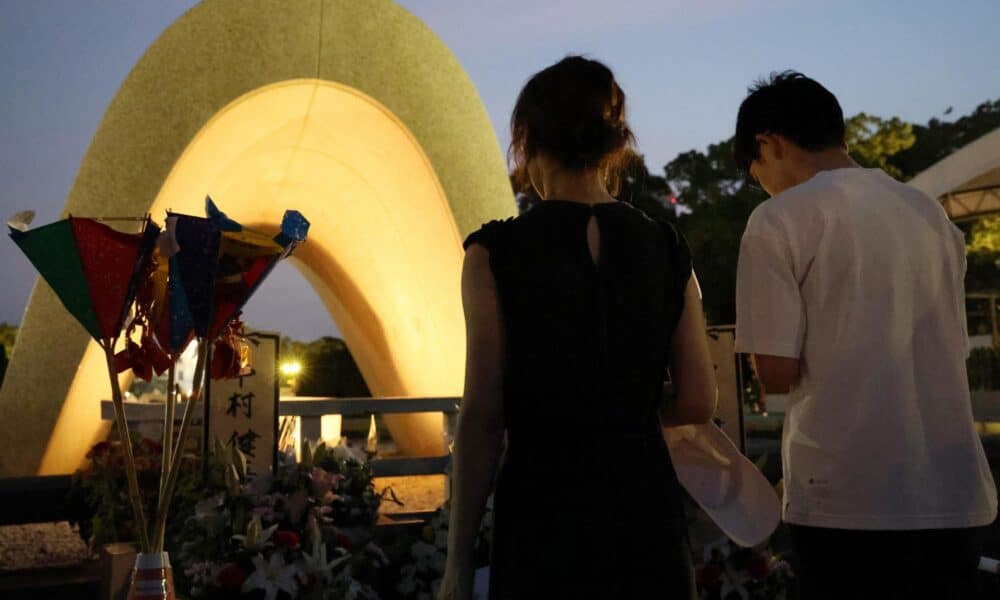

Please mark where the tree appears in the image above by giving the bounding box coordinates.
[845,113,916,179]
[966,216,1000,292]
[0,323,15,389]
[292,337,371,398]
[969,216,1000,254]
[665,139,767,325]
[889,99,1000,180]
[617,150,678,223]
[0,322,17,357]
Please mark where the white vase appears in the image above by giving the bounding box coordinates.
[128,552,176,600]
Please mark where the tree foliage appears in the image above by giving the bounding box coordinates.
[845,113,915,179]
[0,322,17,357]
[665,140,767,324]
[285,336,371,398]
[0,323,17,388]
[889,99,1000,180]
[969,216,1000,254]
[966,216,1000,292]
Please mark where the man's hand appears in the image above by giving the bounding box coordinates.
[751,354,801,394]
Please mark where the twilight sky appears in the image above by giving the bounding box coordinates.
[1,0,997,340]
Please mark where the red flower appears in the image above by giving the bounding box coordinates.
[335,531,353,551]
[217,563,247,590]
[272,530,301,550]
[748,556,770,581]
[139,437,163,456]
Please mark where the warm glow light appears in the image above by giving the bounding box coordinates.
[144,80,466,457]
[280,361,302,377]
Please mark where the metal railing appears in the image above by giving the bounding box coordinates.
[101,396,460,478]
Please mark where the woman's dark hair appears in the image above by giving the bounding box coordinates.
[733,71,845,177]
[509,56,635,193]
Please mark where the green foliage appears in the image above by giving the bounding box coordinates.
[889,99,1000,180]
[293,337,371,398]
[68,435,175,549]
[617,150,678,223]
[960,217,1000,293]
[664,139,767,325]
[845,113,916,179]
[969,216,1000,254]
[0,322,17,357]
[0,323,17,388]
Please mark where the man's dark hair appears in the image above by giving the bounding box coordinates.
[733,71,845,176]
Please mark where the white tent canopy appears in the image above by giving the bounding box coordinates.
[909,127,1000,221]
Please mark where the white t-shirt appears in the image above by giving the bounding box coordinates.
[734,167,997,530]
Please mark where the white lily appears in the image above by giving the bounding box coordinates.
[301,539,350,584]
[242,553,299,600]
[232,515,278,552]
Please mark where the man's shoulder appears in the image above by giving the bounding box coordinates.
[770,168,856,207]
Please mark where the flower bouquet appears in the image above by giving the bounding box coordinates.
[73,436,390,599]
[172,439,390,600]
[694,538,795,600]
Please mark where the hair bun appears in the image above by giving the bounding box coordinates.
[509,55,635,180]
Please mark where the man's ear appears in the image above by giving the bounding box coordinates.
[755,133,784,162]
[768,133,789,161]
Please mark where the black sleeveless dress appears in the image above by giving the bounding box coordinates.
[463,200,696,599]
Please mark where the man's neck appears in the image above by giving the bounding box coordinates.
[792,148,860,187]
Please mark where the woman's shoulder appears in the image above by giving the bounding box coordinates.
[462,216,517,251]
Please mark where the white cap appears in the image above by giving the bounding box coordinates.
[665,422,781,547]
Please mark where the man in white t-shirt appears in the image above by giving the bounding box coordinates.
[732,71,996,599]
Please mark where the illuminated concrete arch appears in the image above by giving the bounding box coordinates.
[0,0,513,476]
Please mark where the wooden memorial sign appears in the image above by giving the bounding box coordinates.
[205,331,280,476]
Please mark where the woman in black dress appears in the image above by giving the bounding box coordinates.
[440,56,717,599]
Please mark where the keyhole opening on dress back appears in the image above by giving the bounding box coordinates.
[587,214,601,266]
